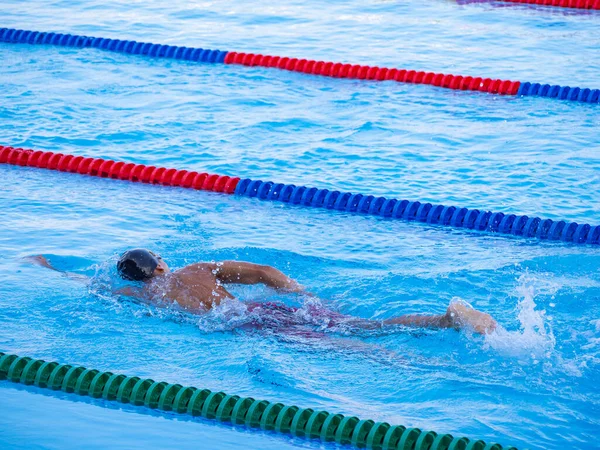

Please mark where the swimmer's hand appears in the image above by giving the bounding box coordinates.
[279,278,317,298]
[444,300,497,335]
[281,279,309,295]
[23,255,55,270]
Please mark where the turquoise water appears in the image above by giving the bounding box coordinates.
[1,1,600,449]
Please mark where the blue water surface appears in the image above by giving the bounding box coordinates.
[1,1,599,449]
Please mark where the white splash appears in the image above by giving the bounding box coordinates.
[484,275,556,360]
[195,298,252,332]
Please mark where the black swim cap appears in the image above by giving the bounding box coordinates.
[117,249,159,281]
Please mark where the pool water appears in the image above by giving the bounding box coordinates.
[1,1,599,449]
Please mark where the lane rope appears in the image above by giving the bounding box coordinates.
[0,27,598,104]
[0,146,239,194]
[499,0,600,9]
[2,145,599,246]
[0,352,521,450]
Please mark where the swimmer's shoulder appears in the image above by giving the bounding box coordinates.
[175,262,216,276]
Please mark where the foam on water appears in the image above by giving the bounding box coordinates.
[195,297,254,332]
[485,274,556,360]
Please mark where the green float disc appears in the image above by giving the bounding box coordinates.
[74,369,99,396]
[61,366,86,393]
[365,422,391,450]
[48,364,73,390]
[430,434,454,450]
[116,376,141,403]
[230,397,255,425]
[351,419,375,448]
[320,413,344,442]
[260,402,284,431]
[245,400,270,428]
[448,437,471,450]
[145,381,168,409]
[8,357,32,382]
[186,388,210,416]
[89,371,112,398]
[335,416,359,445]
[414,430,438,450]
[465,440,487,450]
[102,374,126,400]
[157,383,183,411]
[0,354,18,380]
[215,394,240,422]
[130,378,154,406]
[290,408,314,437]
[173,386,198,414]
[201,391,226,419]
[274,405,299,434]
[305,410,329,439]
[382,425,406,449]
[34,361,59,388]
[398,428,422,450]
[19,358,43,385]
[483,444,503,450]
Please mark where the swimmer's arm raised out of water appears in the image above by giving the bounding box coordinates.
[193,261,308,294]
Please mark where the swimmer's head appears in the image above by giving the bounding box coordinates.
[117,248,170,281]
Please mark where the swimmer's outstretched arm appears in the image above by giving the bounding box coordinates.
[23,255,90,283]
[25,255,148,301]
[202,261,307,294]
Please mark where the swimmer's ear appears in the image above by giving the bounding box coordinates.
[154,266,166,275]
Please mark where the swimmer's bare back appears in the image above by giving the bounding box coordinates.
[119,261,307,313]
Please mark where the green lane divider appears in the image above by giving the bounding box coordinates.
[0,352,520,450]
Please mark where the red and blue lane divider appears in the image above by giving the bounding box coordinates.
[2,145,599,246]
[458,0,600,9]
[499,0,600,9]
[0,27,599,104]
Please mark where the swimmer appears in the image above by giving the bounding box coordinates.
[26,249,497,335]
